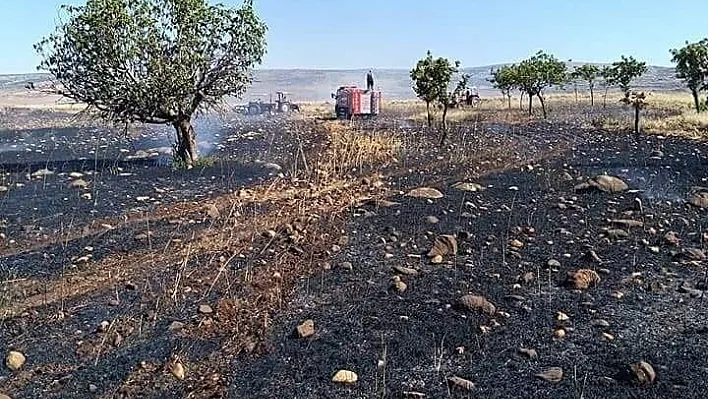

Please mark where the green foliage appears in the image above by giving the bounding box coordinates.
[607,56,647,94]
[571,64,600,88]
[410,50,466,128]
[670,39,708,90]
[35,0,267,166]
[514,51,567,97]
[569,64,600,105]
[670,39,708,112]
[488,65,517,98]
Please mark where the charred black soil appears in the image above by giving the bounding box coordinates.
[2,107,708,399]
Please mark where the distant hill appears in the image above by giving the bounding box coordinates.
[0,64,684,103]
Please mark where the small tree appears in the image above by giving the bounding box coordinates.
[670,39,708,112]
[609,55,647,94]
[35,0,267,168]
[515,51,567,118]
[410,51,438,127]
[600,66,615,108]
[621,91,647,133]
[488,65,517,109]
[571,64,601,106]
[410,51,464,134]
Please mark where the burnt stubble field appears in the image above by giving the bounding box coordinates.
[2,99,708,399]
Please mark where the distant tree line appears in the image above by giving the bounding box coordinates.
[410,39,708,135]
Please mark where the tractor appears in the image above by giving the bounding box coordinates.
[245,91,300,116]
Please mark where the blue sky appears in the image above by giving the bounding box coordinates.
[0,0,706,74]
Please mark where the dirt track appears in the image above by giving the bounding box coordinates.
[2,107,708,398]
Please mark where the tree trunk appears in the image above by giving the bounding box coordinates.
[507,93,511,109]
[440,104,449,146]
[634,105,640,134]
[174,116,198,168]
[590,83,595,106]
[426,101,432,127]
[520,92,524,110]
[603,86,608,108]
[528,93,533,116]
[537,94,547,119]
[692,89,701,113]
[574,84,578,103]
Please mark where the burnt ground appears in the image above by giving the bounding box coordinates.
[2,104,708,399]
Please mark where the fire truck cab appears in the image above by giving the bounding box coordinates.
[331,86,381,120]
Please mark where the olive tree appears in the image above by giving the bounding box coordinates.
[410,51,467,137]
[410,51,438,127]
[571,64,601,106]
[515,51,567,118]
[609,56,647,133]
[600,65,615,108]
[608,56,647,94]
[35,0,267,168]
[670,39,708,112]
[489,65,517,109]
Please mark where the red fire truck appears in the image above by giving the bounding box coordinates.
[331,86,382,120]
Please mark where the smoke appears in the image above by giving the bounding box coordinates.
[129,113,228,160]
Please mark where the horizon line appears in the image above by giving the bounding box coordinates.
[0,62,677,76]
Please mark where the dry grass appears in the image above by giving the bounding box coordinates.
[316,120,402,179]
[377,90,708,137]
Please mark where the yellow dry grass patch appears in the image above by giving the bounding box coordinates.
[317,120,402,177]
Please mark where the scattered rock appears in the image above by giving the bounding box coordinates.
[262,162,282,171]
[629,361,656,384]
[565,269,601,290]
[611,219,643,228]
[518,347,538,359]
[427,235,457,258]
[556,312,569,321]
[296,319,315,338]
[5,351,25,371]
[509,239,524,249]
[332,369,358,384]
[554,328,566,338]
[198,304,213,314]
[459,295,496,315]
[392,265,418,276]
[430,254,443,264]
[606,229,629,239]
[452,182,484,192]
[391,276,407,293]
[406,187,444,199]
[602,332,615,341]
[30,168,54,178]
[204,204,220,219]
[88,384,98,393]
[664,231,680,246]
[592,319,610,328]
[574,175,628,193]
[679,248,706,261]
[535,367,563,383]
[447,376,474,390]
[522,272,535,284]
[424,216,439,224]
[170,361,185,380]
[689,190,708,208]
[339,262,353,271]
[68,179,89,189]
[168,321,185,332]
[547,259,561,268]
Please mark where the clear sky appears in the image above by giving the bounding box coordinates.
[1,0,707,74]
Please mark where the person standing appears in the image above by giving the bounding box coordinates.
[366,70,374,91]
